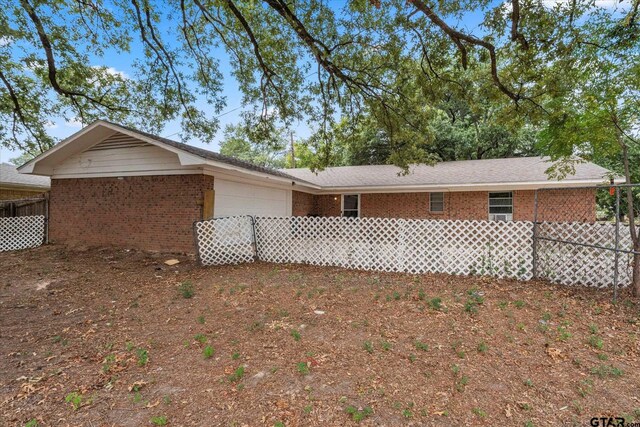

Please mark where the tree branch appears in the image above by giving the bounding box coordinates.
[407,0,521,103]
[510,0,529,50]
[0,68,45,151]
[19,0,127,116]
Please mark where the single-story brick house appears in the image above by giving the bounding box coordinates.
[1,162,50,200]
[18,120,614,252]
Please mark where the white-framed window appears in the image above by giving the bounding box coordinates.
[488,191,513,221]
[342,194,360,217]
[429,192,444,213]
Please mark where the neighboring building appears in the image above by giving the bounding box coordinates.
[0,162,50,200]
[18,120,613,252]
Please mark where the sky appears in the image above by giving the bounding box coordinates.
[1,0,629,165]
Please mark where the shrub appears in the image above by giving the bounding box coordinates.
[203,345,214,359]
[136,348,149,366]
[150,416,168,426]
[345,406,373,423]
[178,281,194,298]
[228,366,245,382]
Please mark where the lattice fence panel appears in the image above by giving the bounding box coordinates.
[536,222,634,287]
[194,215,631,287]
[0,215,45,252]
[194,216,255,266]
[254,216,533,279]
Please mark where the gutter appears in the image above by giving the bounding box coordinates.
[293,178,623,195]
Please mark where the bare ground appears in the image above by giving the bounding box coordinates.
[1,245,639,427]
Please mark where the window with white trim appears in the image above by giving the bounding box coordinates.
[488,192,513,221]
[342,194,360,217]
[429,192,444,213]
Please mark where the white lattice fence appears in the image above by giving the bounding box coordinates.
[0,215,45,252]
[536,222,634,287]
[254,216,533,280]
[194,216,255,266]
[194,215,631,287]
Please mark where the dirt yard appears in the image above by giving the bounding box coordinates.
[1,246,639,427]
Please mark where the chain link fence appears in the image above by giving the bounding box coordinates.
[533,184,640,299]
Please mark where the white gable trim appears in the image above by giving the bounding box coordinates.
[18,120,320,190]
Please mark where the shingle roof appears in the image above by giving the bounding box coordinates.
[101,121,312,184]
[1,163,50,189]
[281,157,612,188]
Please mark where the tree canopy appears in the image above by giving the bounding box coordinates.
[2,0,638,167]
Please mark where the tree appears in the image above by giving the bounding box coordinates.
[537,6,640,295]
[219,121,287,168]
[307,79,542,167]
[2,1,634,161]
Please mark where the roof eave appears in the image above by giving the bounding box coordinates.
[0,183,50,192]
[309,178,618,194]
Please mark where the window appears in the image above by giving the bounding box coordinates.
[429,192,444,213]
[342,194,359,217]
[488,192,513,221]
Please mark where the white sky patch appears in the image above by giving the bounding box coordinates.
[65,118,84,129]
[44,121,58,130]
[541,0,631,9]
[502,0,632,13]
[0,36,12,47]
[97,66,129,80]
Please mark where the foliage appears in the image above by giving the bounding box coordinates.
[228,366,245,382]
[150,416,168,426]
[2,0,637,173]
[64,391,84,410]
[203,345,215,359]
[296,361,310,375]
[178,281,194,299]
[136,348,149,366]
[345,405,373,422]
[219,122,287,168]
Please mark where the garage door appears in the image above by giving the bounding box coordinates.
[214,179,292,218]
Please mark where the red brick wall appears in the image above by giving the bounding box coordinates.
[295,189,596,222]
[534,188,596,222]
[50,175,214,252]
[314,195,342,217]
[361,192,489,220]
[292,191,315,216]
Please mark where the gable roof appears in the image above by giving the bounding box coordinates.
[282,157,615,192]
[1,163,50,190]
[99,121,305,182]
[18,120,317,187]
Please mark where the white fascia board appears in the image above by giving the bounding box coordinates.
[311,179,615,194]
[0,184,50,191]
[202,166,320,192]
[51,169,202,179]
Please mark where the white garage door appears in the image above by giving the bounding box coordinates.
[214,179,292,218]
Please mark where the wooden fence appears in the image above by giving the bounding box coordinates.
[0,197,48,218]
